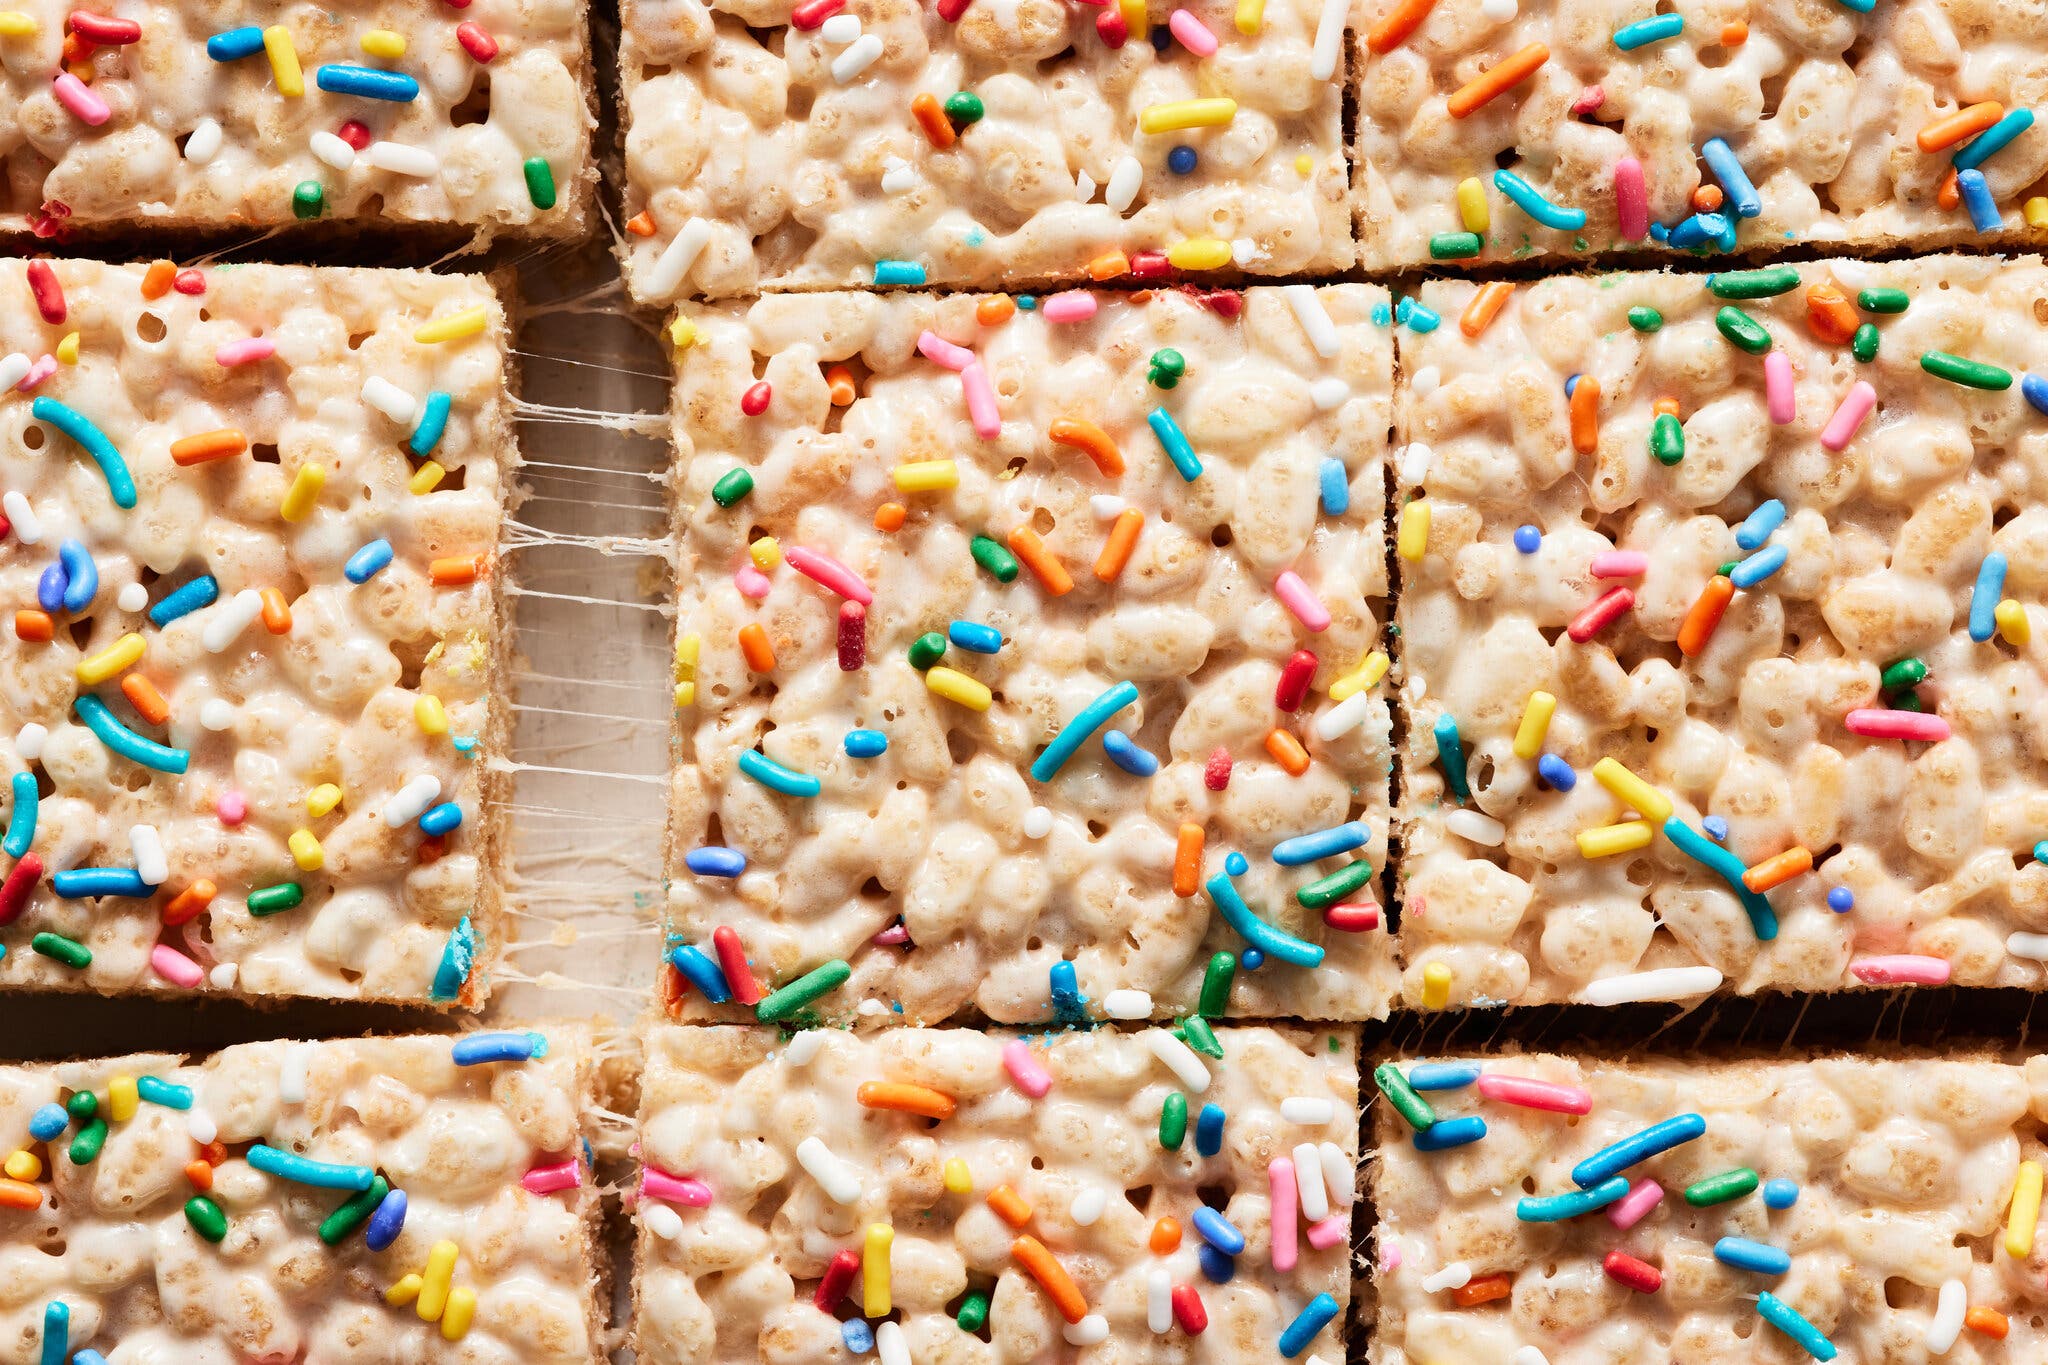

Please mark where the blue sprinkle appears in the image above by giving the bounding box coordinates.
[1240,947,1265,970]
[1049,959,1087,1021]
[1318,457,1349,515]
[1102,729,1159,777]
[1278,1293,1340,1359]
[1728,543,1787,589]
[1564,372,1581,397]
[1612,13,1682,49]
[1714,1236,1791,1275]
[1517,1175,1631,1222]
[1191,1206,1246,1255]
[51,867,155,898]
[6,771,37,860]
[33,397,136,508]
[450,1030,547,1066]
[1669,212,1731,250]
[135,1076,193,1109]
[1537,753,1576,791]
[1762,1177,1800,1209]
[874,260,927,286]
[1649,221,1671,243]
[842,1319,874,1354]
[419,802,463,837]
[1827,886,1854,913]
[1272,820,1369,866]
[1413,1115,1487,1151]
[1147,407,1203,481]
[431,915,476,1002]
[1396,297,1441,333]
[57,539,96,612]
[1958,168,2001,233]
[1734,499,1785,551]
[1954,108,2035,170]
[2025,372,2048,417]
[1149,23,1172,49]
[71,1353,107,1365]
[315,64,421,101]
[1224,850,1249,877]
[1492,169,1587,230]
[1758,1290,1839,1360]
[1168,145,1198,174]
[246,1144,377,1190]
[1198,1242,1236,1283]
[1971,552,2008,642]
[1017,295,1037,310]
[343,539,394,584]
[738,749,822,798]
[1572,1113,1707,1187]
[1370,301,1391,326]
[844,729,888,758]
[1406,1062,1482,1091]
[206,25,265,59]
[36,562,65,614]
[668,945,731,1003]
[148,574,220,627]
[28,1104,68,1141]
[1702,815,1730,842]
[409,391,452,457]
[684,846,747,877]
[40,1302,67,1365]
[1195,1102,1226,1156]
[1509,525,1543,556]
[948,620,1003,654]
[1701,137,1762,219]
[365,1187,408,1251]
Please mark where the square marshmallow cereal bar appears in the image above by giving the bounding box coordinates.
[1372,1051,2048,1364]
[1352,0,2048,271]
[633,1022,1356,1363]
[1393,254,2048,1011]
[0,258,516,1005]
[0,0,594,238]
[665,285,1395,1026]
[0,1027,605,1365]
[616,0,1353,301]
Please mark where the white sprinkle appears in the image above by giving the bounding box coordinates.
[200,589,264,654]
[2,490,40,544]
[1828,260,1877,291]
[1399,441,1433,485]
[1147,1267,1173,1332]
[641,1202,685,1239]
[199,699,235,732]
[876,1321,910,1365]
[1283,285,1342,357]
[184,117,222,163]
[1231,238,1259,267]
[1310,377,1349,411]
[360,376,418,424]
[15,723,47,761]
[643,217,713,300]
[186,1109,218,1143]
[1281,1096,1335,1125]
[1070,1185,1107,1225]
[1445,808,1506,846]
[130,824,168,887]
[1409,364,1441,395]
[1103,988,1152,1019]
[364,140,439,177]
[1512,1349,1553,1365]
[1578,965,1724,1005]
[0,353,30,390]
[819,12,861,41]
[1090,495,1126,520]
[785,1031,827,1065]
[1106,155,1143,214]
[1319,1142,1353,1207]
[384,773,443,828]
[1479,0,1516,19]
[880,157,916,194]
[1022,805,1053,839]
[1293,1142,1329,1220]
[310,130,358,170]
[1075,170,1096,201]
[1313,692,1374,742]
[1925,1278,1966,1353]
[1309,0,1345,79]
[830,32,883,81]
[2008,931,2048,960]
[208,962,237,989]
[279,1044,311,1103]
[1421,1260,1472,1292]
[1063,1315,1109,1346]
[1144,1029,1211,1094]
[796,1136,863,1204]
[116,582,148,613]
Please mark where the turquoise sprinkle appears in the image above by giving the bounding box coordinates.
[1432,714,1469,801]
[430,914,476,1001]
[1147,408,1203,481]
[1204,872,1325,968]
[1612,12,1682,47]
[32,398,136,509]
[135,1076,193,1109]
[1663,817,1777,939]
[74,696,189,774]
[1757,1291,1838,1360]
[874,260,927,286]
[4,770,36,858]
[1031,680,1139,781]
[247,1144,377,1190]
[409,391,452,457]
[1953,108,2034,170]
[1492,169,1588,230]
[1518,1175,1630,1221]
[737,749,822,798]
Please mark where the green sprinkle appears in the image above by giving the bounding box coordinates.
[1649,411,1684,466]
[1881,657,1927,691]
[1296,858,1374,910]
[1147,348,1185,389]
[1708,265,1800,299]
[755,958,852,1022]
[1893,691,1925,713]
[1851,323,1880,363]
[1179,1014,1224,1059]
[970,534,1019,583]
[68,1118,107,1165]
[1857,287,1909,314]
[523,157,557,210]
[1429,231,1483,259]
[66,1090,97,1120]
[1197,951,1236,1018]
[1716,560,1739,577]
[291,180,324,220]
[247,882,304,917]
[1372,1062,1435,1132]
[318,1175,389,1245]
[185,1195,229,1243]
[908,632,947,670]
[956,1289,990,1332]
[1684,1167,1759,1206]
[32,932,90,969]
[711,468,753,507]
[1626,306,1663,332]
[1159,1092,1188,1150]
[943,91,984,127]
[1920,350,2012,390]
[1713,305,1772,354]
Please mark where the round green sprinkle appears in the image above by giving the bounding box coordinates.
[66,1089,97,1120]
[1707,265,1799,299]
[1159,1091,1188,1150]
[1683,1167,1759,1206]
[318,1175,389,1245]
[291,181,324,220]
[956,1289,991,1332]
[1147,348,1185,389]
[969,534,1019,582]
[523,156,557,210]
[1626,306,1663,332]
[1713,306,1772,355]
[32,932,90,969]
[185,1195,229,1243]
[1881,657,1928,691]
[1857,287,1909,314]
[1372,1062,1436,1132]
[1851,323,1880,363]
[711,467,754,508]
[1649,411,1684,466]
[1893,691,1925,712]
[908,632,947,670]
[68,1117,107,1165]
[1295,858,1374,910]
[247,882,304,917]
[755,958,852,1022]
[1197,951,1237,1018]
[1920,350,2012,390]
[1179,1014,1224,1059]
[1428,231,1483,260]
[944,91,984,127]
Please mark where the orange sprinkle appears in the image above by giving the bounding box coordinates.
[169,428,246,466]
[1804,283,1858,344]
[161,879,217,927]
[976,295,1016,327]
[1453,1273,1512,1307]
[430,555,484,586]
[1265,728,1310,776]
[986,1184,1034,1228]
[738,623,776,672]
[121,674,170,725]
[1173,822,1204,898]
[1007,526,1073,596]
[1011,1236,1087,1324]
[1651,396,1681,418]
[1150,1218,1181,1253]
[61,31,91,63]
[14,610,51,643]
[1918,101,2003,153]
[0,1179,41,1210]
[874,502,907,532]
[625,210,657,237]
[1094,508,1144,582]
[1938,167,1960,211]
[1676,574,1735,658]
[825,364,857,406]
[1086,251,1130,281]
[855,1081,957,1120]
[1048,417,1125,476]
[1459,281,1513,339]
[200,1140,227,1166]
[141,260,177,299]
[1366,0,1438,53]
[911,92,956,149]
[1719,19,1746,44]
[1568,374,1600,454]
[184,1159,215,1192]
[1742,845,1812,892]
[1691,183,1724,213]
[259,586,292,634]
[1447,43,1548,119]
[1965,1306,2009,1339]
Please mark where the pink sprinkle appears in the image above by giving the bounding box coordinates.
[641,1167,714,1206]
[1570,85,1605,115]
[150,943,204,988]
[1167,8,1218,53]
[1851,954,1952,986]
[872,923,910,945]
[1820,380,1876,452]
[1588,550,1648,579]
[521,1159,581,1194]
[1608,1179,1663,1230]
[173,269,206,295]
[215,337,275,368]
[1269,1158,1298,1271]
[1613,156,1647,241]
[17,355,55,391]
[735,565,771,598]
[1475,1073,1593,1114]
[1273,570,1331,631]
[1566,585,1634,643]
[784,545,873,604]
[961,360,1001,439]
[1844,707,1950,743]
[52,72,110,126]
[1763,350,1795,425]
[1003,1039,1052,1097]
[1307,1214,1348,1251]
[1040,291,1098,324]
[216,791,248,825]
[1376,1240,1402,1271]
[916,329,974,371]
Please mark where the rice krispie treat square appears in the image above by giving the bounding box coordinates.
[633,1022,1357,1363]
[0,1027,605,1365]
[0,258,515,1005]
[665,285,1396,1026]
[1352,0,2048,271]
[1393,254,2048,1011]
[616,0,1353,301]
[0,0,594,239]
[1372,1051,2048,1363]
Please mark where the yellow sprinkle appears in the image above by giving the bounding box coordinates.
[863,1224,893,1316]
[2009,1161,2043,1258]
[306,783,342,816]
[1456,177,1490,234]
[1167,237,1233,271]
[417,1239,460,1321]
[263,25,304,97]
[1329,650,1390,701]
[1577,820,1654,859]
[1512,690,1555,760]
[925,666,992,712]
[1294,153,1313,176]
[415,695,449,735]
[943,1157,973,1194]
[1233,0,1263,30]
[107,1075,138,1122]
[65,59,89,81]
[1397,499,1430,561]
[55,332,79,365]
[2028,196,2048,229]
[440,1286,476,1341]
[676,633,700,677]
[1591,757,1674,823]
[749,537,782,570]
[0,12,39,36]
[288,829,324,871]
[1997,599,2030,646]
[75,632,144,685]
[1119,0,1146,37]
[673,681,696,706]
[1139,97,1238,134]
[360,27,406,58]
[280,463,325,522]
[385,1274,423,1307]
[668,316,697,349]
[3,1149,40,1181]
[893,460,959,492]
[413,305,488,345]
[1420,961,1452,1010]
[408,460,446,494]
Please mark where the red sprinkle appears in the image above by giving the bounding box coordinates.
[1570,84,1605,115]
[25,260,64,324]
[814,1248,860,1310]
[0,853,44,927]
[741,381,772,416]
[1274,649,1317,712]
[1324,901,1381,932]
[790,0,844,28]
[61,30,93,62]
[30,201,71,240]
[172,269,206,295]
[1203,746,1232,791]
[1603,1250,1662,1294]
[837,600,866,671]
[1128,250,1170,279]
[455,21,499,61]
[1566,585,1635,643]
[1170,1285,1208,1334]
[1095,6,1127,44]
[68,11,141,42]
[0,508,11,539]
[1187,287,1243,319]
[337,119,373,151]
[711,925,761,1005]
[936,0,972,19]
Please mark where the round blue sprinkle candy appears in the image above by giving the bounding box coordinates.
[1762,1178,1799,1209]
[1536,754,1576,790]
[1827,886,1854,913]
[842,1319,874,1353]
[1702,815,1729,842]
[1512,525,1541,553]
[29,1103,68,1141]
[1224,851,1249,877]
[1241,947,1265,970]
[685,846,747,877]
[2035,839,2048,865]
[1563,373,1581,397]
[1168,145,1198,174]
